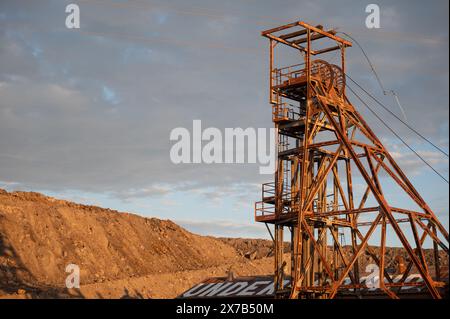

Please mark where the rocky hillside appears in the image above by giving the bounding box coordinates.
[0,189,241,295]
[0,188,447,298]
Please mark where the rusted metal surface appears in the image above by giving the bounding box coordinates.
[255,20,449,299]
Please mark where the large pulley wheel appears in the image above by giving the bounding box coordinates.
[330,64,345,97]
[311,60,334,93]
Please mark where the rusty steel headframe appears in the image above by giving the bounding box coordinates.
[255,21,449,299]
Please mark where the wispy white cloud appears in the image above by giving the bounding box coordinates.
[0,0,448,239]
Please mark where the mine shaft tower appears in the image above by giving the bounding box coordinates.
[255,21,449,299]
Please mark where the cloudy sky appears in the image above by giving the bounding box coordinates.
[0,0,448,240]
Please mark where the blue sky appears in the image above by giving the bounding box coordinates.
[0,0,448,242]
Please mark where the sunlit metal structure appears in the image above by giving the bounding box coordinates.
[255,21,449,299]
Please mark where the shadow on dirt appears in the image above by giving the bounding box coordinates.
[0,215,84,299]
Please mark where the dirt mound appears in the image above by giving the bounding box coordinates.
[0,189,241,295]
[218,237,290,259]
[0,188,447,299]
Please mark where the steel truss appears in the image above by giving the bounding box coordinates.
[254,21,449,299]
